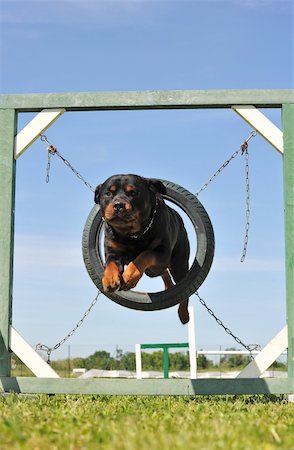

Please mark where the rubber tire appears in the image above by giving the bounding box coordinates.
[82,179,215,311]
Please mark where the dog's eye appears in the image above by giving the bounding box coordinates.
[129,190,138,197]
[105,191,113,197]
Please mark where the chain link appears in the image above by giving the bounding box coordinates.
[36,291,101,363]
[240,144,250,262]
[195,131,256,196]
[196,130,256,262]
[195,149,240,197]
[195,291,261,359]
[41,135,95,192]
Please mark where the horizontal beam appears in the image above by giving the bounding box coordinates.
[0,90,293,112]
[0,377,293,395]
[141,343,189,349]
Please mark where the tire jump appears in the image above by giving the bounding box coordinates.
[82,180,215,311]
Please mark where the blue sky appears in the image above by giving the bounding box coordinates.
[1,0,293,361]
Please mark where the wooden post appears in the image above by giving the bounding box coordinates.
[163,346,169,379]
[0,109,16,377]
[282,104,294,379]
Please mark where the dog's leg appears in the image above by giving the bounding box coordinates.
[162,268,190,324]
[122,250,158,290]
[170,242,190,325]
[161,269,174,290]
[102,260,122,292]
[178,300,190,324]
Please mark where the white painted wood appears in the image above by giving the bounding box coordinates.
[15,108,65,159]
[10,327,59,378]
[188,306,197,379]
[232,105,283,154]
[135,344,142,380]
[236,325,288,378]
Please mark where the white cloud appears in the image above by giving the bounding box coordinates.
[13,233,285,274]
[14,234,83,269]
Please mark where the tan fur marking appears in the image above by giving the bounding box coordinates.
[125,202,132,211]
[102,261,121,292]
[104,203,115,220]
[122,262,143,289]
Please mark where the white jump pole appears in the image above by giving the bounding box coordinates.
[135,307,197,380]
[135,343,142,380]
[188,306,197,379]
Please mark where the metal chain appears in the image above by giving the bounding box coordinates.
[195,291,261,359]
[41,135,95,192]
[36,291,101,364]
[196,130,256,262]
[194,133,259,353]
[240,144,250,262]
[195,131,256,196]
[39,132,259,361]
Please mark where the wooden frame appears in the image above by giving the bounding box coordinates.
[0,90,293,395]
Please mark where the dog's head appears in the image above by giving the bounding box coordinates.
[94,174,166,236]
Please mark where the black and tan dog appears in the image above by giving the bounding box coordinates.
[94,174,190,324]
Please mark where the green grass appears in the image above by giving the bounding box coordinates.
[0,395,293,450]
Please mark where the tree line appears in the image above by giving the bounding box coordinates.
[12,348,286,377]
[48,347,286,375]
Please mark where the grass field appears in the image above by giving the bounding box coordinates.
[0,394,293,449]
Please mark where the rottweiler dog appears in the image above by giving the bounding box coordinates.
[94,174,190,324]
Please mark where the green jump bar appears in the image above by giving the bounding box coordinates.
[1,377,293,396]
[0,90,293,112]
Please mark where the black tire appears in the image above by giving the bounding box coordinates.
[82,180,215,311]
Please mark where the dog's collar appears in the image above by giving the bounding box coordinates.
[129,197,159,239]
[102,197,159,240]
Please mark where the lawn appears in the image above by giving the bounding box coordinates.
[0,394,293,450]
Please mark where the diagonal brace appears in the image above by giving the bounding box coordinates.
[15,108,65,159]
[237,325,288,378]
[232,105,283,154]
[10,327,59,378]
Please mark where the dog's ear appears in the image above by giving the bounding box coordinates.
[94,184,102,204]
[147,179,167,195]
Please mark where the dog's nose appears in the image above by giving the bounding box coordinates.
[113,202,125,212]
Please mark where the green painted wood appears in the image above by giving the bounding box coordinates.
[0,90,293,112]
[0,377,293,396]
[282,104,294,379]
[141,343,189,349]
[140,343,189,379]
[0,109,16,377]
[163,348,169,379]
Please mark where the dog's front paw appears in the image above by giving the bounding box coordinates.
[102,261,121,292]
[122,262,143,290]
